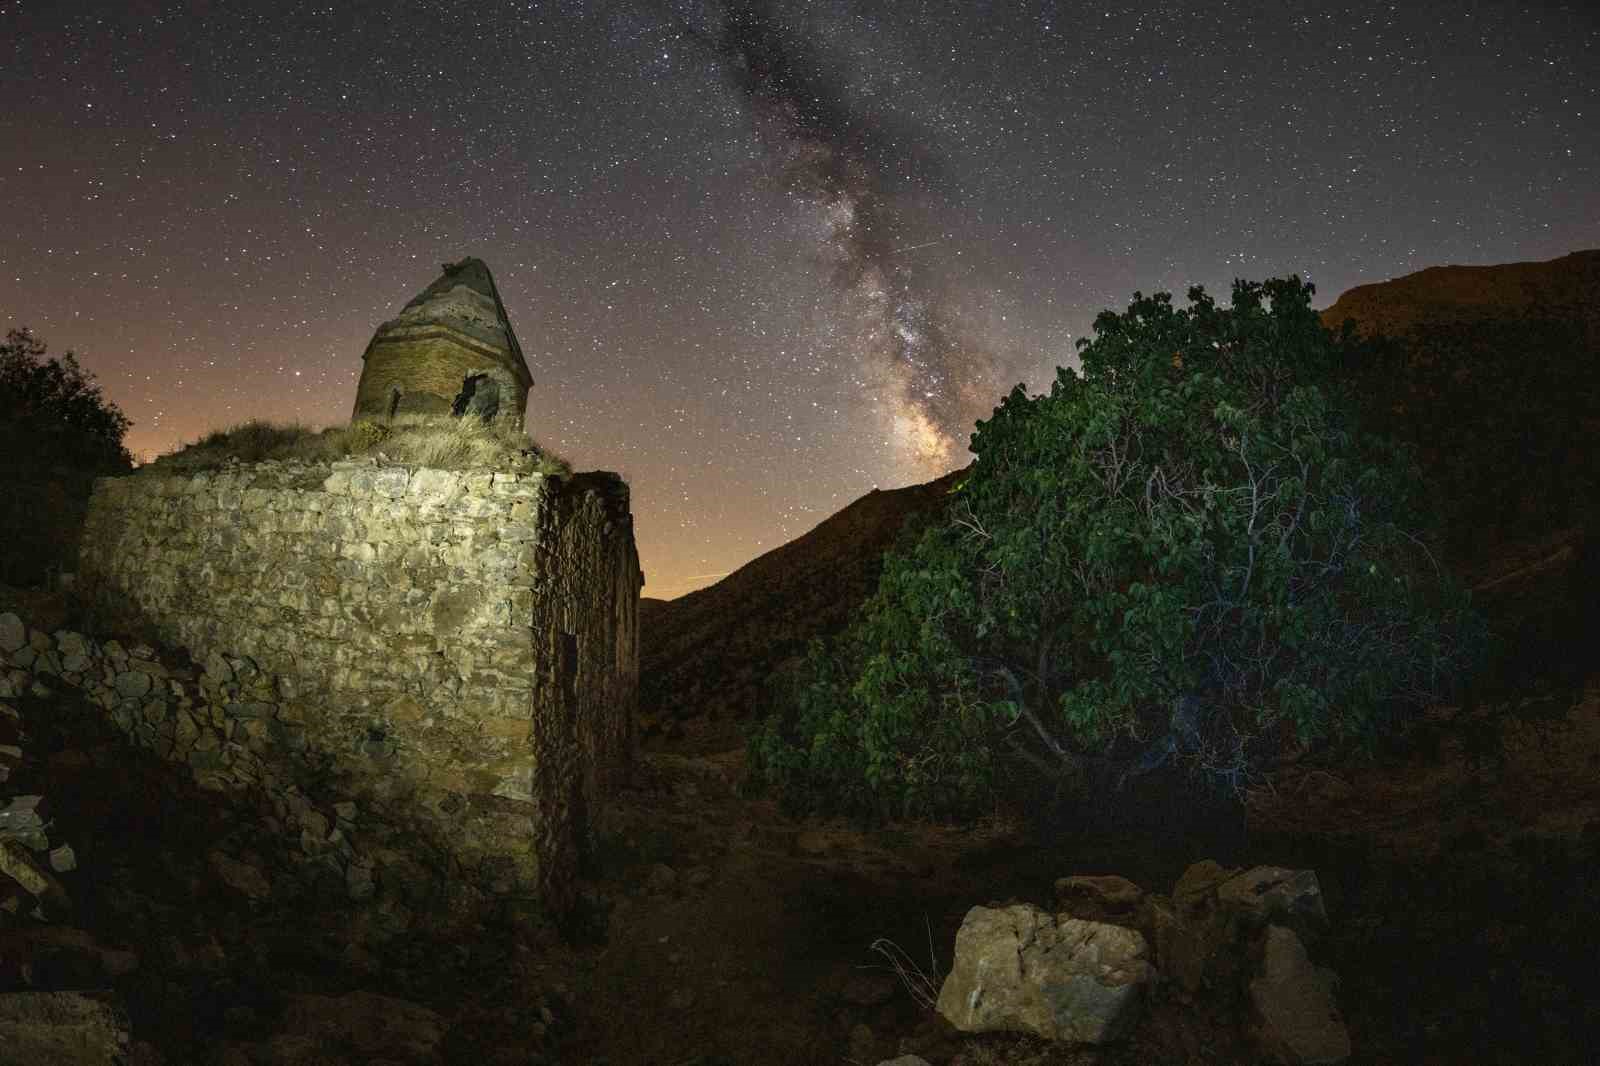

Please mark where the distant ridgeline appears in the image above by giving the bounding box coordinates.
[1318,248,1600,563]
[49,258,642,923]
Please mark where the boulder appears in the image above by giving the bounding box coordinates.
[0,841,69,914]
[1250,925,1351,1064]
[1152,861,1235,993]
[936,903,1153,1044]
[1155,860,1328,994]
[0,990,132,1066]
[1218,866,1327,941]
[1055,874,1144,922]
[112,671,151,700]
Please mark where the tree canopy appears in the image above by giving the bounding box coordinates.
[0,327,133,471]
[751,277,1482,821]
[0,327,133,586]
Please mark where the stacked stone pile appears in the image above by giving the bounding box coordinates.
[0,621,146,1062]
[934,861,1352,1065]
[0,610,385,917]
[0,614,576,1064]
[1,624,79,928]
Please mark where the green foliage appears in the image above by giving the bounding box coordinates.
[750,278,1483,819]
[0,327,132,470]
[0,328,133,585]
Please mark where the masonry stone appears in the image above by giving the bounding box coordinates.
[70,457,641,919]
[350,258,533,433]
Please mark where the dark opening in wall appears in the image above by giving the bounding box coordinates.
[452,373,501,422]
[388,387,402,422]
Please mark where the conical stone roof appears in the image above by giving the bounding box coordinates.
[352,258,533,429]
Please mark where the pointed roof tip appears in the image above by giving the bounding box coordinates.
[406,257,497,306]
[389,256,532,386]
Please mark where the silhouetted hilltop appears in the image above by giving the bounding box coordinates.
[1319,248,1600,341]
[1317,249,1598,574]
[640,468,966,730]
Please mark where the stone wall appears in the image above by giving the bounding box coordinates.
[71,458,640,915]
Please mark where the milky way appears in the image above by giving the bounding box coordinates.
[4,0,1597,597]
[690,0,1005,467]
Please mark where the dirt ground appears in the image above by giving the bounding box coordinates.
[547,670,1600,1066]
[6,571,1599,1065]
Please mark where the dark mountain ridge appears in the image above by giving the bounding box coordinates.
[644,249,1599,739]
[639,467,966,732]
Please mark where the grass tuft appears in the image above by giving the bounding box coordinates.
[867,918,943,1012]
[140,415,573,476]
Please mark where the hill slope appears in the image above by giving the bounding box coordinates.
[1318,248,1600,339]
[639,468,967,731]
[1321,248,1599,569]
[642,249,1598,742]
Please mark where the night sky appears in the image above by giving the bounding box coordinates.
[5,1,1597,598]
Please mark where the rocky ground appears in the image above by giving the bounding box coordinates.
[3,510,1598,1064]
[5,609,1598,1064]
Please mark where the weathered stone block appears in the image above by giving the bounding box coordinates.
[937,904,1153,1044]
[1250,925,1351,1064]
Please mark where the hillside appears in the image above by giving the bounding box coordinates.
[639,467,967,735]
[1321,249,1599,571]
[1318,248,1600,340]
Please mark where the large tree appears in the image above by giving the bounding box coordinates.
[0,327,132,470]
[1,327,133,585]
[752,278,1481,820]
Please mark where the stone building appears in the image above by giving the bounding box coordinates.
[61,255,642,921]
[351,258,534,431]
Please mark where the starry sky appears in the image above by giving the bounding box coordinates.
[4,0,1597,598]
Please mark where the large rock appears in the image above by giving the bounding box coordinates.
[936,903,1153,1044]
[0,990,131,1066]
[1154,861,1328,994]
[206,850,272,902]
[1250,926,1351,1064]
[0,840,68,914]
[1055,874,1144,922]
[1217,865,1327,941]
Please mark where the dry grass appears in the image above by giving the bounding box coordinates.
[867,918,943,1012]
[139,415,572,477]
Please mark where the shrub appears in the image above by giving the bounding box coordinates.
[0,328,133,585]
[0,327,132,471]
[751,277,1484,820]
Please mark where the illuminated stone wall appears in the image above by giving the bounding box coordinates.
[73,458,640,917]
